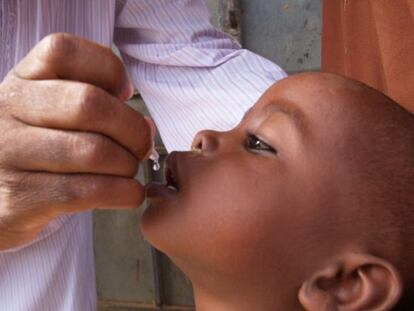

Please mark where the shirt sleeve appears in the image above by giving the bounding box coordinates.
[114,0,287,152]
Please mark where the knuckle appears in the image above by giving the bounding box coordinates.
[73,134,110,167]
[74,84,101,121]
[0,141,12,166]
[32,175,77,211]
[50,177,78,208]
[0,171,75,217]
[0,127,23,167]
[39,33,77,63]
[3,172,74,213]
[0,82,21,114]
[0,172,33,215]
[87,137,109,165]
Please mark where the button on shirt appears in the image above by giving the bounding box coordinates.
[0,1,286,310]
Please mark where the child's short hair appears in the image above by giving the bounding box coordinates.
[341,83,414,308]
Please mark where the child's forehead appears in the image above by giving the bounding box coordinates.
[262,74,370,105]
[253,80,347,127]
[255,73,383,126]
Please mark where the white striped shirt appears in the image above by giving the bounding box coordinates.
[0,1,286,310]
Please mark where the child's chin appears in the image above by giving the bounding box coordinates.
[140,201,181,252]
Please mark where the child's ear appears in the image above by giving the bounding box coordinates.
[297,253,402,311]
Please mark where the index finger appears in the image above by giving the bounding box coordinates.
[13,33,133,101]
[11,79,153,161]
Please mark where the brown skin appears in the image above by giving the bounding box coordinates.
[0,33,153,250]
[144,73,405,310]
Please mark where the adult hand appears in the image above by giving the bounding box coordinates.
[0,33,152,250]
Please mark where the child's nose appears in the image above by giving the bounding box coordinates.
[191,130,219,153]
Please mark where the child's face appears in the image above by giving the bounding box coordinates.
[143,74,377,301]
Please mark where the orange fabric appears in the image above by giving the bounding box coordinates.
[322,0,414,110]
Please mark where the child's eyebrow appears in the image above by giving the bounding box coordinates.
[244,102,305,134]
[263,103,306,134]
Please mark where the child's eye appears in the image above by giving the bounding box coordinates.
[246,134,277,154]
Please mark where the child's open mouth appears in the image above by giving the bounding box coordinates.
[146,152,180,198]
[165,163,179,191]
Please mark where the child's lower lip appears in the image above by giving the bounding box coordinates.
[145,182,178,198]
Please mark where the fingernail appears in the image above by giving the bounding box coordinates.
[120,79,134,101]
